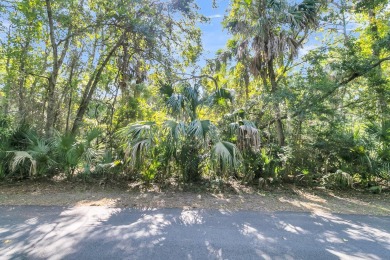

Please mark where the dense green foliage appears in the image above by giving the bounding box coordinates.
[0,0,389,190]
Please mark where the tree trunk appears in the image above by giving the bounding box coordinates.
[17,39,31,120]
[340,0,349,45]
[44,0,58,135]
[65,61,76,133]
[71,34,125,134]
[44,0,72,136]
[273,104,285,146]
[368,10,388,129]
[3,41,11,115]
[45,78,57,135]
[119,42,131,99]
[268,59,286,146]
[244,70,249,101]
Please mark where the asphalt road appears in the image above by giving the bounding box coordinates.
[0,206,389,260]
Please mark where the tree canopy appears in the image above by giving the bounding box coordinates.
[0,0,389,190]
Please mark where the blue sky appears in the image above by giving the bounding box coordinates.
[195,0,230,64]
[193,0,360,65]
[193,0,321,67]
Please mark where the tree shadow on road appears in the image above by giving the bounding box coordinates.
[1,205,389,259]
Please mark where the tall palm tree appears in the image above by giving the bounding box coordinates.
[224,0,323,146]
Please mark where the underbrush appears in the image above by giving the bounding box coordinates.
[1,115,389,195]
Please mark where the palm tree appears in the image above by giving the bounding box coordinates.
[118,81,241,182]
[6,128,103,179]
[223,0,323,146]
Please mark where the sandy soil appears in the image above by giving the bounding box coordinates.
[0,180,389,216]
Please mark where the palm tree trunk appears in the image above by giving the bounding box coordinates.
[268,59,285,146]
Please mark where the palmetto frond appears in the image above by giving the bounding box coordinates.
[51,129,103,170]
[229,122,240,135]
[365,120,390,143]
[53,133,80,167]
[28,138,50,158]
[229,119,260,151]
[225,0,322,65]
[83,146,102,165]
[237,124,261,151]
[131,138,153,164]
[117,121,156,141]
[167,93,186,116]
[183,85,203,120]
[117,121,157,166]
[164,120,186,141]
[52,132,76,154]
[188,119,218,144]
[211,141,241,172]
[85,128,102,143]
[65,145,80,167]
[183,84,200,103]
[9,151,37,176]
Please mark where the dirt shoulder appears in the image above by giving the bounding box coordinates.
[0,180,389,216]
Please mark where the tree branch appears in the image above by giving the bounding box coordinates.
[259,55,390,129]
[316,55,390,103]
[71,32,127,134]
[176,74,219,90]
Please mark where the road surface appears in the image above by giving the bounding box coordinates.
[1,206,389,259]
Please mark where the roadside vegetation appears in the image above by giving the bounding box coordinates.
[0,0,389,194]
